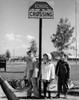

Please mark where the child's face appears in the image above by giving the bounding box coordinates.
[60,54,64,61]
[43,55,48,63]
[27,52,31,57]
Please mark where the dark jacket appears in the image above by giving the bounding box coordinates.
[55,59,70,80]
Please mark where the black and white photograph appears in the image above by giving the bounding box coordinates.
[0,0,79,100]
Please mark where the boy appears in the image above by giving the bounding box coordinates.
[55,52,70,99]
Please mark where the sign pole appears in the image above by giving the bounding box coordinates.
[39,18,42,98]
[28,1,54,98]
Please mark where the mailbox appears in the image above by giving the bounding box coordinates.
[0,60,6,71]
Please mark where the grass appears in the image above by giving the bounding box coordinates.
[0,62,26,81]
[0,61,79,81]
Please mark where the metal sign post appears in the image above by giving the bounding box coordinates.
[28,1,54,98]
[39,18,42,97]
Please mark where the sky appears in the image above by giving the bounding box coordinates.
[0,0,79,57]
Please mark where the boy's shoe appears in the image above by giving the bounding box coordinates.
[26,96,31,99]
[32,96,40,99]
[47,96,53,99]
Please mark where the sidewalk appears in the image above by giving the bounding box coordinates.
[0,81,79,100]
[0,87,79,100]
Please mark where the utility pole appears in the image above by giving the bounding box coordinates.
[75,0,77,63]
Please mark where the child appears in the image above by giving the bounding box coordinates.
[42,53,55,98]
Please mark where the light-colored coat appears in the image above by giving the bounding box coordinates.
[42,61,55,81]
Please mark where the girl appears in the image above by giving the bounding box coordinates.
[42,53,55,98]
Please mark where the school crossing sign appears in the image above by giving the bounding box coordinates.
[28,1,54,96]
[28,1,54,19]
